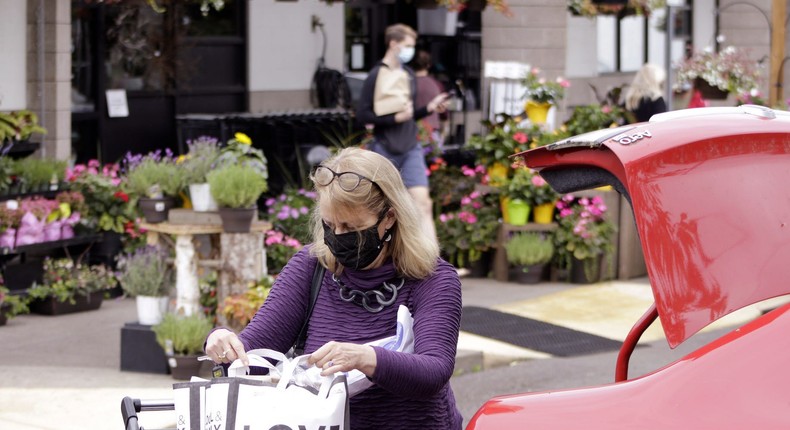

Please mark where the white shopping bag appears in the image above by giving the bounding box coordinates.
[173,380,209,430]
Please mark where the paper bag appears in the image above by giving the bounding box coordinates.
[373,67,410,116]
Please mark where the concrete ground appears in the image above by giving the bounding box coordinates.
[1,275,785,429]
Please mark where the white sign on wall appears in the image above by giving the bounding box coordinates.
[0,1,27,110]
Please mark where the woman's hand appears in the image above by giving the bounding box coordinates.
[394,101,414,123]
[205,329,248,366]
[428,93,450,114]
[308,341,377,377]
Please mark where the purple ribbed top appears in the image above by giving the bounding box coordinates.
[239,248,463,429]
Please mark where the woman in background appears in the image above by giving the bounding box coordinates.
[625,63,667,123]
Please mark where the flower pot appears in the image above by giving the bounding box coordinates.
[499,196,510,224]
[570,254,603,284]
[29,291,104,316]
[533,202,556,224]
[487,162,509,187]
[694,78,729,100]
[139,197,176,224]
[188,183,218,212]
[136,296,169,326]
[218,206,257,233]
[168,355,203,380]
[466,251,492,278]
[0,302,10,326]
[525,100,552,124]
[509,263,547,284]
[506,199,531,226]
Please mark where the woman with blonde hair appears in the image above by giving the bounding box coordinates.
[205,147,464,429]
[625,63,667,123]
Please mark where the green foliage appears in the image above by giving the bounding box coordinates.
[522,68,570,104]
[428,160,484,217]
[152,312,214,356]
[529,172,559,206]
[554,194,617,272]
[67,161,135,234]
[214,132,268,182]
[117,245,173,297]
[505,232,554,266]
[565,104,628,136]
[208,164,268,208]
[0,285,29,318]
[0,157,15,192]
[13,158,67,191]
[221,275,274,331]
[181,136,221,184]
[504,168,535,202]
[466,115,531,167]
[436,189,500,268]
[124,157,184,198]
[27,258,117,305]
[0,110,47,142]
[264,230,303,274]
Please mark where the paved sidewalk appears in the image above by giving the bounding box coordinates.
[1,275,781,429]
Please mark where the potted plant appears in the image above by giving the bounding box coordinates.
[118,245,173,325]
[264,230,303,275]
[123,151,184,223]
[0,110,47,144]
[27,257,117,315]
[264,187,316,245]
[207,164,268,233]
[554,194,617,283]
[152,312,214,380]
[674,46,762,100]
[214,132,268,179]
[505,232,554,284]
[435,189,500,275]
[0,204,22,249]
[567,0,665,17]
[181,136,221,212]
[0,282,29,326]
[528,172,560,224]
[522,68,571,124]
[502,168,534,226]
[13,157,67,193]
[220,274,274,332]
[466,115,531,176]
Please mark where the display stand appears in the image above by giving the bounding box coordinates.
[492,223,557,283]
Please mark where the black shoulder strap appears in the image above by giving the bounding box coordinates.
[292,261,325,356]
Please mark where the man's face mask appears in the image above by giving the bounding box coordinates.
[323,209,391,270]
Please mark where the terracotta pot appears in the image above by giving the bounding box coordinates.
[218,206,257,233]
[139,197,176,224]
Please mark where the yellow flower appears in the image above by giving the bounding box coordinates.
[176,154,187,164]
[235,132,252,145]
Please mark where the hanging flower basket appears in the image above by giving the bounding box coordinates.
[695,78,729,100]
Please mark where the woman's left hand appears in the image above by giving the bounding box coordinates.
[308,341,377,377]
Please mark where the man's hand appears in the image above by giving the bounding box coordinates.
[394,101,414,123]
[428,92,450,114]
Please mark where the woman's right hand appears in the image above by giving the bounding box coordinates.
[205,328,249,366]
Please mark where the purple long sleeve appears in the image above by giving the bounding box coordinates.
[238,247,463,429]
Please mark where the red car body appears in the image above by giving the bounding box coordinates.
[467,106,790,429]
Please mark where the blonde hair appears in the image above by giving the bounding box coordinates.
[309,147,439,279]
[625,63,666,111]
[384,24,417,47]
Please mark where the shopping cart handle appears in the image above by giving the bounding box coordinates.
[121,396,141,430]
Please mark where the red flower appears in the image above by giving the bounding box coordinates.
[114,191,129,203]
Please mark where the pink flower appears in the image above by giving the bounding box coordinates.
[513,132,528,144]
[461,166,477,177]
[472,202,482,209]
[469,191,481,199]
[601,105,612,114]
[560,208,573,217]
[439,214,448,222]
[530,175,546,187]
[557,78,571,88]
[461,196,472,206]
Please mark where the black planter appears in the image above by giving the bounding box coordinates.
[695,78,729,100]
[509,263,547,284]
[139,197,176,224]
[466,251,492,278]
[120,323,169,374]
[570,255,603,284]
[0,302,9,326]
[29,291,104,315]
[218,206,257,233]
[169,355,203,380]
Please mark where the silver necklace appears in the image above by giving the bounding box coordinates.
[332,274,405,313]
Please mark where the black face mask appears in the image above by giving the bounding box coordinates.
[323,211,391,270]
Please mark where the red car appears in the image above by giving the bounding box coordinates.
[467,105,790,429]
